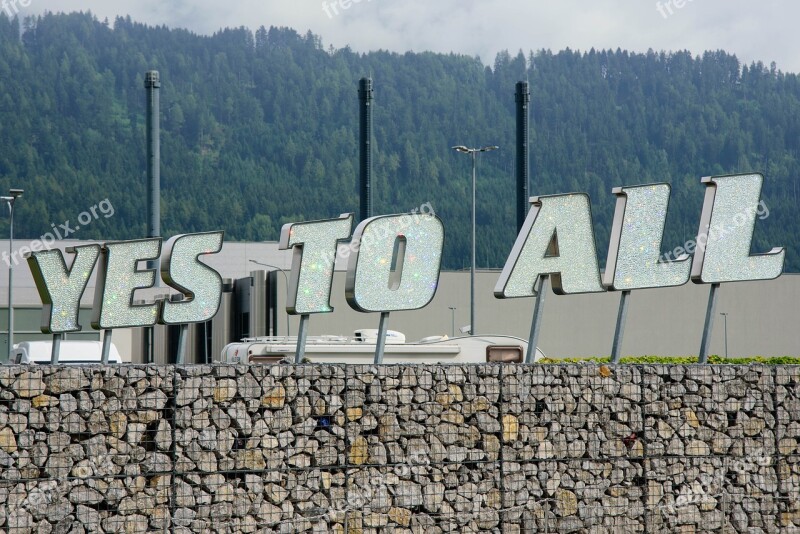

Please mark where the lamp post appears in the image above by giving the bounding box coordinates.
[2,189,22,362]
[448,306,456,338]
[452,145,498,336]
[720,312,729,359]
[249,259,290,338]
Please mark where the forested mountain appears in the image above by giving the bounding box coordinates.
[1,12,799,270]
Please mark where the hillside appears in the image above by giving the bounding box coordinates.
[0,12,799,270]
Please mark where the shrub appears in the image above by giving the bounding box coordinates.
[539,356,800,365]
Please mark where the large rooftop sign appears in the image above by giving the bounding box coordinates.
[495,173,784,362]
[25,173,783,364]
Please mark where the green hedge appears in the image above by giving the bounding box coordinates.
[540,356,800,365]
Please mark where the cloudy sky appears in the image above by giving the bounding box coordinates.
[20,1,800,72]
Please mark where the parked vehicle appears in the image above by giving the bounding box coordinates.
[221,329,544,364]
[11,340,122,365]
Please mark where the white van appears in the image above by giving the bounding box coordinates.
[11,340,122,365]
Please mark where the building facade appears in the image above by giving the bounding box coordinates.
[1,239,797,363]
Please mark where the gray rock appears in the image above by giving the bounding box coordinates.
[475,412,501,433]
[138,389,168,410]
[394,480,423,508]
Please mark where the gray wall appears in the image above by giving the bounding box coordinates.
[277,271,800,358]
[1,363,799,532]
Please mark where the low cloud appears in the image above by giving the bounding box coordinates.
[30,1,800,72]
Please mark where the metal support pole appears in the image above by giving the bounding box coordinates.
[721,313,729,359]
[610,290,631,364]
[526,276,548,364]
[471,151,476,336]
[358,77,373,222]
[515,81,530,233]
[145,71,161,278]
[145,326,154,364]
[203,321,209,364]
[374,312,390,364]
[295,314,310,363]
[698,283,720,364]
[101,330,113,364]
[176,324,189,365]
[50,333,62,364]
[453,145,496,336]
[7,201,14,361]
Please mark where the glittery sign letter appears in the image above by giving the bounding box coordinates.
[692,173,785,284]
[279,214,353,314]
[346,213,444,312]
[604,184,691,290]
[27,245,101,334]
[495,194,605,297]
[160,232,224,324]
[92,239,162,329]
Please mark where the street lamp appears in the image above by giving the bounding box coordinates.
[448,307,456,338]
[451,145,498,336]
[2,188,22,362]
[719,312,729,359]
[249,259,290,338]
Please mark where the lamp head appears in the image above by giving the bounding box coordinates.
[451,146,470,154]
[8,189,23,198]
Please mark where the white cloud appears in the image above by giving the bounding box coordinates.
[24,0,800,72]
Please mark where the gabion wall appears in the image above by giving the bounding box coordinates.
[0,364,799,533]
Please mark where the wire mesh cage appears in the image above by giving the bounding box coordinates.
[1,363,799,532]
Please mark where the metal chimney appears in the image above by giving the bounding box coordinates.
[145,71,161,243]
[358,78,373,222]
[515,81,530,232]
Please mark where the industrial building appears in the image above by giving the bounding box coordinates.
[0,238,797,363]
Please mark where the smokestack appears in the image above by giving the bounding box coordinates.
[515,81,530,232]
[145,71,161,242]
[358,77,373,222]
